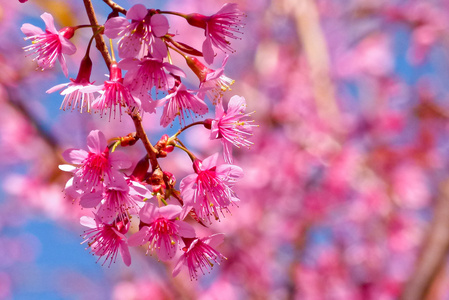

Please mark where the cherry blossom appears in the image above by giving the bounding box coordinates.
[180,153,243,222]
[186,3,244,64]
[104,4,169,59]
[159,83,208,127]
[128,203,195,261]
[173,234,226,280]
[60,130,131,193]
[207,95,256,163]
[21,12,76,77]
[81,214,131,266]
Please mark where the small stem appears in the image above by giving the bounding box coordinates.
[173,121,206,138]
[167,43,188,58]
[74,24,101,30]
[102,0,127,15]
[174,142,196,161]
[131,113,160,171]
[157,10,187,18]
[83,0,112,70]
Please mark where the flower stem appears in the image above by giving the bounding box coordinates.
[82,0,112,70]
[157,10,187,18]
[173,121,206,138]
[102,0,127,15]
[131,113,160,171]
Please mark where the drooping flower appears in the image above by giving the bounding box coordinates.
[207,95,256,163]
[180,153,243,222]
[81,214,131,266]
[79,178,151,223]
[92,62,148,119]
[21,12,76,77]
[104,4,169,59]
[186,3,244,64]
[172,233,226,280]
[46,55,100,113]
[186,55,234,105]
[128,203,195,261]
[159,83,208,127]
[120,57,185,101]
[60,130,132,193]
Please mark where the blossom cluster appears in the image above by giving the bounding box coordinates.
[20,2,255,279]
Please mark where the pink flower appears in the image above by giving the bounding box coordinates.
[159,83,208,127]
[180,153,243,222]
[79,179,151,223]
[186,3,244,64]
[208,95,256,163]
[60,130,132,193]
[120,57,185,100]
[81,214,131,266]
[186,55,234,105]
[172,233,226,280]
[92,62,147,119]
[104,4,169,59]
[21,12,76,77]
[128,203,195,261]
[46,56,100,113]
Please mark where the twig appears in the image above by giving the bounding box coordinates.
[102,0,127,15]
[131,113,160,171]
[82,0,112,69]
[399,179,449,300]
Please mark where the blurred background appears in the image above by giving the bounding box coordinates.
[2,0,449,299]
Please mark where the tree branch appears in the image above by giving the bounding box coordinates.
[82,0,112,70]
[399,179,449,300]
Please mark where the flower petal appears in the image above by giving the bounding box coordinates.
[62,148,88,164]
[151,14,169,37]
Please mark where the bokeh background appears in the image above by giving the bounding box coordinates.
[2,0,449,299]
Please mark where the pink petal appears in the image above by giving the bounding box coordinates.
[151,14,169,37]
[175,220,196,238]
[126,4,147,21]
[202,37,214,65]
[163,63,186,78]
[128,228,149,246]
[59,36,77,55]
[159,205,181,220]
[62,148,88,164]
[203,233,225,248]
[157,242,177,261]
[110,151,132,169]
[151,38,168,59]
[222,140,233,164]
[86,130,106,153]
[104,17,129,38]
[139,202,159,223]
[201,153,219,170]
[41,12,57,33]
[227,95,247,115]
[172,256,186,277]
[80,191,103,208]
[80,216,96,228]
[117,58,139,70]
[46,82,69,94]
[21,23,44,36]
[216,164,244,181]
[58,54,68,77]
[119,242,132,266]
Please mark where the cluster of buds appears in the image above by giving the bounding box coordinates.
[21,1,256,279]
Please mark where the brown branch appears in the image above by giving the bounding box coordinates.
[131,113,160,171]
[102,0,127,15]
[399,179,449,300]
[291,0,342,135]
[82,0,112,69]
